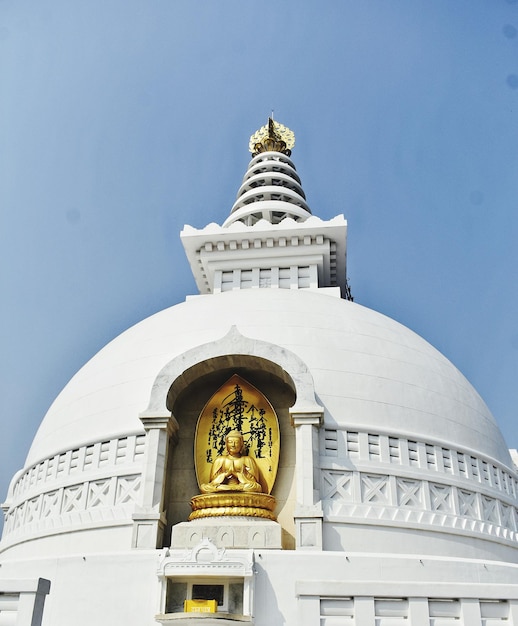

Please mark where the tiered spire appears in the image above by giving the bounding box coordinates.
[181,118,349,299]
[223,118,312,228]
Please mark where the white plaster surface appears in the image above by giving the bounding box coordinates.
[2,548,517,626]
[171,519,282,549]
[181,215,348,295]
[24,288,509,469]
[4,139,518,625]
[3,287,518,625]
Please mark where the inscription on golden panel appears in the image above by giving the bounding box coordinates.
[194,374,280,495]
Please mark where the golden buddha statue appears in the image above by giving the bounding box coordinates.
[190,375,278,520]
[200,431,264,493]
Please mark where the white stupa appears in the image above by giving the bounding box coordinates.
[1,119,518,626]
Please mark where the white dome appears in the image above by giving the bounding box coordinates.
[3,286,516,566]
[27,288,509,469]
[3,252,518,626]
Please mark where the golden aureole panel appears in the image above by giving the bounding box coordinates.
[194,374,280,496]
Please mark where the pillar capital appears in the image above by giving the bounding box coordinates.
[139,412,179,438]
[289,408,324,427]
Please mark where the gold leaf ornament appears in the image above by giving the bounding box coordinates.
[194,374,280,495]
[249,118,295,155]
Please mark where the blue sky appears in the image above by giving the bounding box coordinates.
[2,0,518,514]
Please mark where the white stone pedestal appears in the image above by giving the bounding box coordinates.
[171,517,282,549]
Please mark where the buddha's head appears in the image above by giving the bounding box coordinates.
[225,430,245,456]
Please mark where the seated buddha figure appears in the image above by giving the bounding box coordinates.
[201,431,263,493]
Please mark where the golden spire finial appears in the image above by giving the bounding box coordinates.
[249,117,295,156]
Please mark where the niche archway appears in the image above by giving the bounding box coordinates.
[137,326,323,550]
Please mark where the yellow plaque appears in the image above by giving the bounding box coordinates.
[184,599,217,613]
[194,375,280,495]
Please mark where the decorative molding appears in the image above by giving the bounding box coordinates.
[396,477,422,508]
[181,214,347,296]
[156,540,255,622]
[145,325,322,416]
[321,428,518,500]
[159,538,254,577]
[3,475,141,539]
[2,434,145,545]
[297,594,518,626]
[321,468,518,544]
[7,434,145,505]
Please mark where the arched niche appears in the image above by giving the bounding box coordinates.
[142,326,322,417]
[138,326,322,550]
